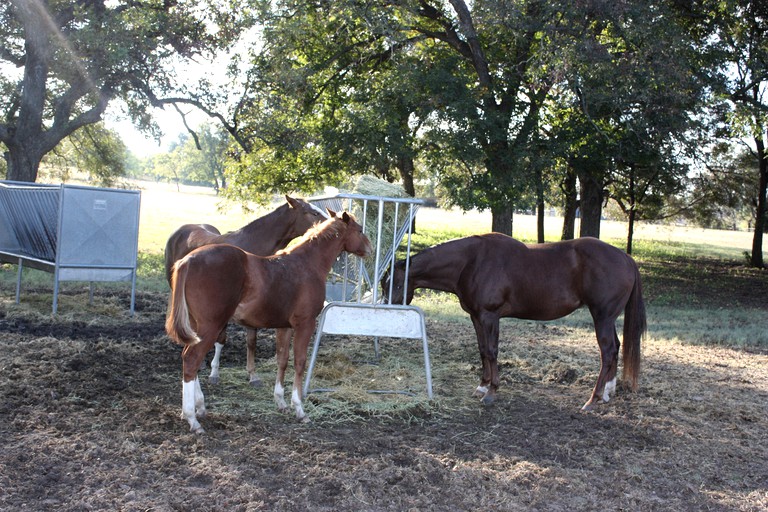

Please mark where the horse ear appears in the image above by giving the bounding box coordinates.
[285,195,298,208]
[326,207,337,218]
[342,211,350,223]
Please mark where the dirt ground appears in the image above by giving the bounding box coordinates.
[1,262,767,511]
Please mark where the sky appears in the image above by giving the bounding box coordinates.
[105,103,208,157]
[105,27,261,158]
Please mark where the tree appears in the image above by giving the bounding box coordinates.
[175,124,230,193]
[43,123,126,187]
[222,1,435,205]
[0,0,247,183]
[143,125,230,191]
[225,0,560,234]
[545,0,704,244]
[709,0,768,267]
[684,143,760,230]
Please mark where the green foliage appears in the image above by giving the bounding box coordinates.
[682,143,758,230]
[703,0,768,266]
[42,124,127,187]
[136,251,167,293]
[225,0,724,236]
[142,124,232,191]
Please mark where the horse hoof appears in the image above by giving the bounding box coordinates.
[581,402,596,412]
[298,415,311,424]
[208,375,219,385]
[191,426,206,435]
[481,394,495,406]
[249,377,263,388]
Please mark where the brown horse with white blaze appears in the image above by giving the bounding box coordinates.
[384,234,646,410]
[166,210,372,433]
[164,195,326,387]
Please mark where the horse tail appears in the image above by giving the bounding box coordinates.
[622,263,646,391]
[165,259,201,346]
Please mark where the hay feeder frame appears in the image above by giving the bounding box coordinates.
[304,193,433,399]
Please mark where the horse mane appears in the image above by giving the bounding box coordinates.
[276,214,350,255]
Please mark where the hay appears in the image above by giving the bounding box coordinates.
[209,332,436,426]
[352,175,410,199]
[349,176,414,289]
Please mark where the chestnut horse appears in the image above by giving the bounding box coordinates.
[166,210,372,433]
[164,195,326,386]
[384,234,646,410]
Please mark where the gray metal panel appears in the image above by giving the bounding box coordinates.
[0,181,141,314]
[57,185,140,268]
[58,267,135,282]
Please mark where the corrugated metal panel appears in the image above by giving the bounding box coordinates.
[0,182,59,261]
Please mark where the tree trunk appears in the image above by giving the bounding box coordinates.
[751,134,766,268]
[627,208,636,255]
[6,143,43,182]
[3,0,110,183]
[560,167,578,240]
[5,1,49,182]
[626,163,636,255]
[578,171,604,239]
[397,155,418,232]
[536,170,545,243]
[491,203,513,235]
[398,155,416,197]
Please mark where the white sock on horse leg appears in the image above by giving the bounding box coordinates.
[182,379,203,433]
[602,377,617,402]
[209,342,223,378]
[274,381,287,410]
[292,387,307,421]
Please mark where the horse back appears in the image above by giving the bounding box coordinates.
[457,235,636,320]
[230,253,328,330]
[180,244,250,332]
[164,224,222,284]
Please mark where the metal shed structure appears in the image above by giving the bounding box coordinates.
[0,181,141,314]
[303,193,433,399]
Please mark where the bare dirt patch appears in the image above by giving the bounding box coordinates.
[1,264,767,511]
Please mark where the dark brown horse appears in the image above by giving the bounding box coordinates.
[164,195,326,386]
[384,234,646,410]
[166,210,372,433]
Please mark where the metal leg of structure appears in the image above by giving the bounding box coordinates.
[52,271,59,315]
[303,304,433,400]
[15,257,22,304]
[422,341,433,399]
[130,270,137,316]
[303,322,326,398]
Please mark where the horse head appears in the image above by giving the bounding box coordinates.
[285,195,327,236]
[327,209,372,259]
[381,260,413,305]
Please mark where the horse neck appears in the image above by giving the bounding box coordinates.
[236,204,296,252]
[408,248,460,294]
[288,228,348,277]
